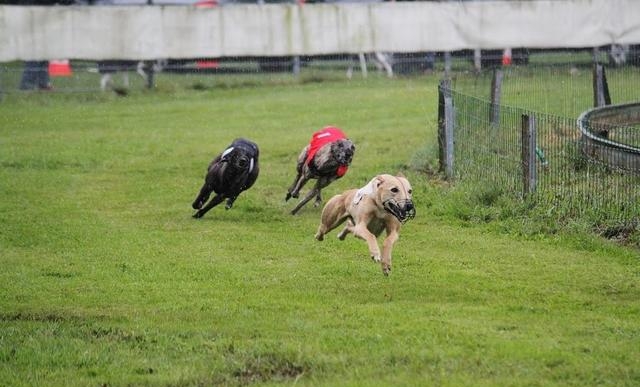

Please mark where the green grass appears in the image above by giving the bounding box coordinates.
[1,74,639,387]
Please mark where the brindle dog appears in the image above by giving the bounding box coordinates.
[285,127,355,215]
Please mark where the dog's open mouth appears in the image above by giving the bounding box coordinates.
[383,199,416,224]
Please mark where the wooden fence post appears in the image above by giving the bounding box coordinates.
[490,68,503,127]
[444,94,455,180]
[473,49,482,72]
[438,79,448,173]
[143,60,155,89]
[438,79,454,179]
[521,114,537,196]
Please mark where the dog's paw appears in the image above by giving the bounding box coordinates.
[371,254,381,263]
[192,211,203,219]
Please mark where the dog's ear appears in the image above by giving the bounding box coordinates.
[375,175,385,189]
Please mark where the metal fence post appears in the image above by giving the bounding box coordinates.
[521,114,537,196]
[490,68,503,127]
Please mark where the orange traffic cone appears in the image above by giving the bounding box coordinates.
[501,48,512,66]
[195,0,217,7]
[48,60,73,77]
[196,60,220,69]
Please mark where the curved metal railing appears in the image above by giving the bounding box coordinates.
[577,102,640,172]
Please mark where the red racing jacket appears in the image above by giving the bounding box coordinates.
[305,126,349,177]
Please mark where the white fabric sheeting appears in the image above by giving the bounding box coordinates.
[1,0,639,61]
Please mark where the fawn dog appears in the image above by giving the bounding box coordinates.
[315,173,415,275]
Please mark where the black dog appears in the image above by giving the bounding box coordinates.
[286,126,355,215]
[192,138,260,218]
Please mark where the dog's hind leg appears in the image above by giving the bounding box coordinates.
[312,175,337,208]
[315,201,349,241]
[290,187,318,215]
[193,194,225,218]
[316,215,349,241]
[314,190,323,207]
[336,219,354,240]
[291,175,335,215]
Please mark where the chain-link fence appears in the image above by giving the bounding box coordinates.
[440,57,640,227]
[2,47,637,95]
[0,55,421,95]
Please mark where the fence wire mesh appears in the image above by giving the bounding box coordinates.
[445,61,640,226]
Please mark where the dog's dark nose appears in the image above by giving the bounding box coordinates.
[400,200,416,223]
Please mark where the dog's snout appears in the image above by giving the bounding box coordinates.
[403,200,416,222]
[405,201,414,212]
[237,156,249,167]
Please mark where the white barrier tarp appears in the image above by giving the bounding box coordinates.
[1,0,640,61]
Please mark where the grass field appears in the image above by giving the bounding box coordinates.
[1,74,639,387]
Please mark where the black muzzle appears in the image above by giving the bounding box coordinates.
[383,199,416,224]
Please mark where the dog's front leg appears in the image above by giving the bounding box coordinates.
[380,229,399,276]
[193,194,225,218]
[225,195,238,210]
[352,222,381,264]
[286,173,303,201]
[286,147,309,201]
[287,174,309,202]
[192,184,213,210]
